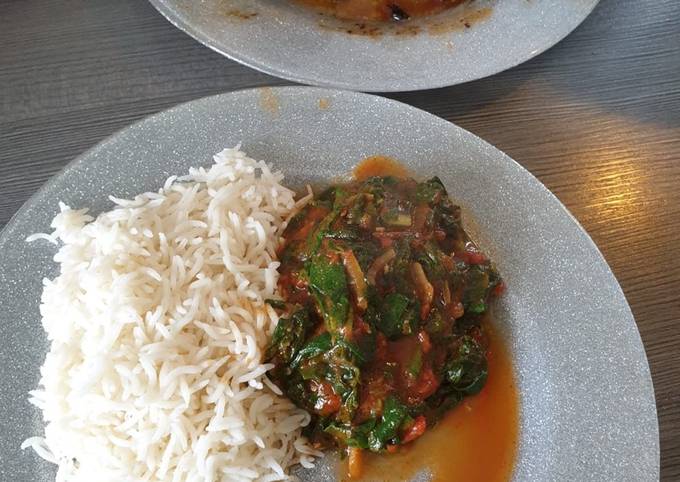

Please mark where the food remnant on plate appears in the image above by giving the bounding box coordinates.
[319,97,331,109]
[259,87,280,115]
[223,9,259,20]
[267,159,506,477]
[294,0,467,22]
[428,6,492,34]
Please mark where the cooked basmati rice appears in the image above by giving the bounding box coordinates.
[22,148,321,482]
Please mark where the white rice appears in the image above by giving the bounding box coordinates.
[22,148,320,482]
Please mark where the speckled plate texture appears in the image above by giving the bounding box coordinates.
[148,0,599,92]
[0,87,658,481]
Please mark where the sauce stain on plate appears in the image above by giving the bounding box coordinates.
[317,19,387,38]
[428,6,493,35]
[259,87,280,116]
[225,10,258,20]
[217,3,259,21]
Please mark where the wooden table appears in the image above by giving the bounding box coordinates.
[1,0,678,479]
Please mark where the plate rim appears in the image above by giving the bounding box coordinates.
[0,86,659,480]
[146,0,601,92]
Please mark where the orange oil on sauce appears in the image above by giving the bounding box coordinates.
[353,155,412,181]
[342,322,519,482]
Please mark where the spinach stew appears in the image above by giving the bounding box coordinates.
[266,174,504,472]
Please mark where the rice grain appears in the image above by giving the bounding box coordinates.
[23,148,320,482]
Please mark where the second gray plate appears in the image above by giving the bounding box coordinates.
[0,87,658,481]
[149,0,600,92]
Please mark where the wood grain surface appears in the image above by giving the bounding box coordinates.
[1,0,678,479]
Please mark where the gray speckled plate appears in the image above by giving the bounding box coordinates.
[0,87,658,481]
[148,0,599,92]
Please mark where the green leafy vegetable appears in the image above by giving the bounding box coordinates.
[316,185,345,207]
[283,204,313,235]
[345,193,378,229]
[407,349,423,378]
[326,227,361,241]
[323,417,379,449]
[299,188,349,258]
[416,177,447,204]
[284,372,313,410]
[463,265,490,311]
[323,423,353,445]
[444,336,488,395]
[434,198,462,237]
[291,332,332,369]
[367,396,409,451]
[348,418,377,449]
[383,211,412,227]
[378,292,418,339]
[424,308,444,335]
[335,338,367,364]
[423,389,464,425]
[308,253,350,333]
[354,328,377,364]
[265,309,312,365]
[323,353,361,423]
[381,240,413,294]
[415,241,446,279]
